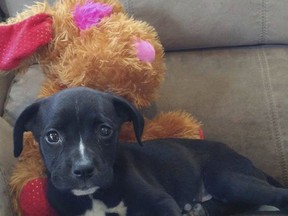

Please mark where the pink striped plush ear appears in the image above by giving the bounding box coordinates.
[0,13,53,71]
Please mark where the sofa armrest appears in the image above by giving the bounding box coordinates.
[0,73,14,116]
[0,117,15,215]
[1,0,55,17]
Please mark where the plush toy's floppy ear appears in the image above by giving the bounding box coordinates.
[112,95,144,146]
[13,100,42,157]
[0,13,52,71]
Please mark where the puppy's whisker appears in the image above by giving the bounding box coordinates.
[96,138,103,154]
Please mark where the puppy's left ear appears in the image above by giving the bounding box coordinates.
[13,100,42,157]
[112,96,144,145]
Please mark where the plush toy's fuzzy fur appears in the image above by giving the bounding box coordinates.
[4,0,202,215]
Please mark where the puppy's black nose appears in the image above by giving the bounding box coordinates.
[72,161,95,179]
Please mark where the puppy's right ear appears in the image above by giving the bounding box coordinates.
[112,95,144,146]
[13,101,41,157]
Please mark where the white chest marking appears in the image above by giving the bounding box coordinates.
[82,198,127,216]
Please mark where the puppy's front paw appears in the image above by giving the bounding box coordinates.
[182,203,208,216]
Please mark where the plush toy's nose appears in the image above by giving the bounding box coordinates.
[72,160,95,179]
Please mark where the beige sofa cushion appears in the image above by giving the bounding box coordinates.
[152,45,288,185]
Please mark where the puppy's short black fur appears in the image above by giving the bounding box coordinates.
[14,87,288,216]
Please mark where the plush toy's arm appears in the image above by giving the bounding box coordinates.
[119,111,203,142]
[143,111,203,140]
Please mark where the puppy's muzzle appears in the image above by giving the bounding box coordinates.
[72,160,95,179]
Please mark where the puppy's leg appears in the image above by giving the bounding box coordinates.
[124,175,182,216]
[122,163,183,216]
[151,195,183,216]
[203,171,288,209]
[183,199,254,216]
[127,191,182,216]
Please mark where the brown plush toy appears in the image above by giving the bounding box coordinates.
[0,0,202,215]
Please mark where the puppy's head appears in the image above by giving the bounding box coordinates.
[14,87,144,196]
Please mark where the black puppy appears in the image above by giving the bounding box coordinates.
[14,87,288,216]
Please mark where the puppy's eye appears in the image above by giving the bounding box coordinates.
[99,126,113,137]
[45,131,61,144]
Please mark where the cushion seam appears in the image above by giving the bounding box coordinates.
[257,47,288,184]
[0,167,8,187]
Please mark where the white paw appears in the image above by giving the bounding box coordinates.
[182,203,207,216]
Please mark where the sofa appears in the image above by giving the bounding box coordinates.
[1,0,288,215]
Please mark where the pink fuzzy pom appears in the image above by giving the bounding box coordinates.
[134,40,156,63]
[73,1,113,31]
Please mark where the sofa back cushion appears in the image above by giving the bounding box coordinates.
[122,0,288,50]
